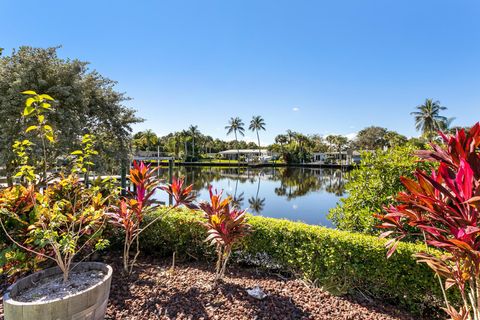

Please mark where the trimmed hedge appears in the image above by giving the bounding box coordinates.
[141,209,446,315]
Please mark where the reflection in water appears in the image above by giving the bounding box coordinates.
[155,166,347,227]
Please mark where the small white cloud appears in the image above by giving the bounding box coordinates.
[292,204,298,210]
[292,107,300,112]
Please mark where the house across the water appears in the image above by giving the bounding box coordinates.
[312,150,363,165]
[218,149,276,162]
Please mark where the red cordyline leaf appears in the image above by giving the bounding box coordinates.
[194,186,251,247]
[160,177,197,209]
[376,122,480,272]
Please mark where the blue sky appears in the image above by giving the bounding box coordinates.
[1,0,479,144]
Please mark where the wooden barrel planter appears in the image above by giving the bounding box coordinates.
[3,262,113,320]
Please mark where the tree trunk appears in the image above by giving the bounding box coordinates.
[256,130,261,162]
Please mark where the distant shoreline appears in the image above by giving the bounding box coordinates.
[156,161,354,169]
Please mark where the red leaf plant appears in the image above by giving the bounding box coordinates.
[109,161,196,274]
[376,123,480,320]
[198,187,251,282]
[162,183,252,282]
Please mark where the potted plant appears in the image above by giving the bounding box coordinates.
[1,91,114,320]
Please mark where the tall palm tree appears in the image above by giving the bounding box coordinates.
[188,125,201,158]
[225,117,245,163]
[411,99,448,140]
[249,116,266,157]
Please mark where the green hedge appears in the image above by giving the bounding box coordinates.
[141,209,446,315]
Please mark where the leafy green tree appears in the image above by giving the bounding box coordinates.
[225,117,245,162]
[411,99,448,140]
[384,130,408,148]
[309,134,329,153]
[326,135,349,153]
[0,47,141,180]
[133,130,158,151]
[249,116,266,152]
[354,126,388,150]
[328,143,434,234]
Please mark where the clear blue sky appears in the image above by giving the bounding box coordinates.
[1,0,479,144]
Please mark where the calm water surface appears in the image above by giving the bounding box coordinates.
[154,166,347,227]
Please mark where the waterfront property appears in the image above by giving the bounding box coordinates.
[218,149,277,162]
[312,150,363,165]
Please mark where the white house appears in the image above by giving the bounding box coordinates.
[312,150,363,165]
[218,149,275,162]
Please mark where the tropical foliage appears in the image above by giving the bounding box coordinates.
[108,161,159,274]
[329,143,433,234]
[162,180,251,282]
[0,92,111,283]
[353,126,408,150]
[0,46,141,181]
[249,116,266,151]
[411,99,451,140]
[225,117,246,162]
[377,124,480,320]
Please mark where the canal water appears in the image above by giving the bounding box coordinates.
[154,166,347,227]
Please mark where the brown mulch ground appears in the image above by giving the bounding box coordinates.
[104,255,415,320]
[0,255,417,320]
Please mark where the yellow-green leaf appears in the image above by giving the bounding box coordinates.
[39,94,54,101]
[45,131,54,142]
[43,125,53,132]
[25,125,38,133]
[25,98,36,107]
[21,90,37,95]
[71,150,83,155]
[23,105,35,116]
[40,102,51,109]
[38,114,45,123]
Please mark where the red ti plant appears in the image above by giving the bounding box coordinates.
[199,187,251,282]
[110,162,196,274]
[109,161,158,274]
[162,180,251,282]
[376,123,480,320]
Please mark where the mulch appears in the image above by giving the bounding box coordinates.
[0,254,418,320]
[104,255,415,320]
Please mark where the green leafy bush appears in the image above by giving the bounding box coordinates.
[140,208,446,315]
[329,143,434,234]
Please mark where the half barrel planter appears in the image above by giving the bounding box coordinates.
[3,262,113,320]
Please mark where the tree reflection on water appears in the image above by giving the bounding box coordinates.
[157,166,347,217]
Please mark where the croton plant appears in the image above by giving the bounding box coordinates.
[0,91,112,283]
[376,123,480,320]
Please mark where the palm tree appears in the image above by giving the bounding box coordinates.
[133,129,158,151]
[411,99,448,140]
[225,117,245,163]
[188,125,201,158]
[438,117,456,132]
[249,116,266,158]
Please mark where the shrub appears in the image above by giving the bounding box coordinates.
[0,91,111,283]
[140,208,444,315]
[329,143,434,234]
